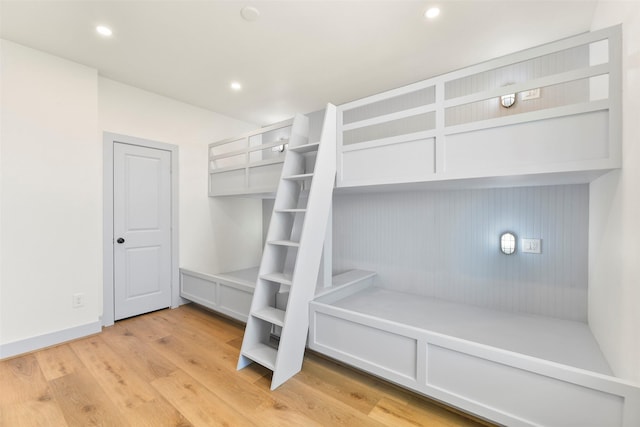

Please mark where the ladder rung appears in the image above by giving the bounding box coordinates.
[289,142,319,153]
[268,240,300,248]
[252,307,286,327]
[261,272,293,286]
[274,208,307,214]
[283,173,313,181]
[242,343,277,371]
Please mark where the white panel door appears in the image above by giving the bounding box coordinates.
[113,142,172,320]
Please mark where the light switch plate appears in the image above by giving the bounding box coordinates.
[521,88,541,100]
[522,238,542,254]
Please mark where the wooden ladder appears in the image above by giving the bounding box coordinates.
[237,104,336,390]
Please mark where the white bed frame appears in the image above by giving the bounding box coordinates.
[337,25,621,191]
[189,24,640,426]
[309,275,640,427]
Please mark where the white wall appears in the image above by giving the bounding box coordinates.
[98,78,261,274]
[0,40,262,357]
[333,184,590,321]
[589,1,640,383]
[0,40,101,349]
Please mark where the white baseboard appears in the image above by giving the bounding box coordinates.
[0,321,102,359]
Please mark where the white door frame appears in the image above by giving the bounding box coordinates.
[103,132,180,327]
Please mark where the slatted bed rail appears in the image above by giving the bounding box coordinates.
[208,118,294,197]
[336,25,622,188]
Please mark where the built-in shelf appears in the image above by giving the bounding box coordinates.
[241,343,278,370]
[252,307,286,327]
[268,240,300,248]
[275,208,307,214]
[289,142,320,153]
[283,173,314,181]
[260,272,293,286]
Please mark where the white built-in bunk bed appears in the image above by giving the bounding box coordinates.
[181,25,640,426]
[181,112,327,321]
[180,119,294,322]
[310,25,639,426]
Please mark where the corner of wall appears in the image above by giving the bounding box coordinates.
[588,1,640,383]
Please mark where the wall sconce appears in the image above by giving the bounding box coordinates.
[271,137,288,153]
[500,232,516,255]
[500,93,517,108]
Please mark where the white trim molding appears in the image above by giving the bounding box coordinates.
[102,132,181,327]
[0,321,102,359]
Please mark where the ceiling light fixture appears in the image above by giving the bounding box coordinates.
[425,7,440,19]
[230,81,242,91]
[96,25,113,37]
[240,6,260,22]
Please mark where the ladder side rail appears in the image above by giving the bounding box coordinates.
[238,114,309,370]
[271,104,337,388]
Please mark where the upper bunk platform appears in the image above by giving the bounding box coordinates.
[209,26,621,198]
[336,25,621,191]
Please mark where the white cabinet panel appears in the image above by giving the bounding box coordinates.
[336,26,621,190]
[443,111,609,177]
[341,138,435,187]
[180,268,255,322]
[314,311,417,380]
[428,344,624,427]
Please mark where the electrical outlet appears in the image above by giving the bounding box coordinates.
[72,293,85,308]
[521,88,540,101]
[522,238,542,254]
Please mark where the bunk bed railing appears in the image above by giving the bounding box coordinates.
[208,118,294,196]
[336,25,622,187]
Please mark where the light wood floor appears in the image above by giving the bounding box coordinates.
[0,304,495,426]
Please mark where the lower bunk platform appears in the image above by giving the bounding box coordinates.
[180,267,258,322]
[309,273,640,427]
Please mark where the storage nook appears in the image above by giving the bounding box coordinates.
[181,25,640,426]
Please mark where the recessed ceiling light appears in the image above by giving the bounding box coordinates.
[230,81,242,91]
[240,6,260,22]
[425,7,440,19]
[96,25,113,37]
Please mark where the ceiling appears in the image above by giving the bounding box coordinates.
[0,0,599,125]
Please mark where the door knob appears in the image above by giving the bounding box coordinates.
[116,237,125,244]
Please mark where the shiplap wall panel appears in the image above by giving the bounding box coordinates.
[444,44,590,99]
[332,185,589,321]
[444,44,590,126]
[343,86,435,124]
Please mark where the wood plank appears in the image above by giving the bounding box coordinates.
[150,334,316,427]
[181,303,246,335]
[35,344,84,381]
[51,341,190,427]
[254,373,388,427]
[0,354,51,405]
[0,354,68,427]
[151,370,254,426]
[100,322,177,382]
[293,354,383,414]
[48,369,129,427]
[150,305,244,343]
[1,399,68,427]
[304,352,413,405]
[369,397,485,427]
[115,312,172,342]
[70,336,157,410]
[0,305,494,427]
[120,398,193,427]
[142,308,269,384]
